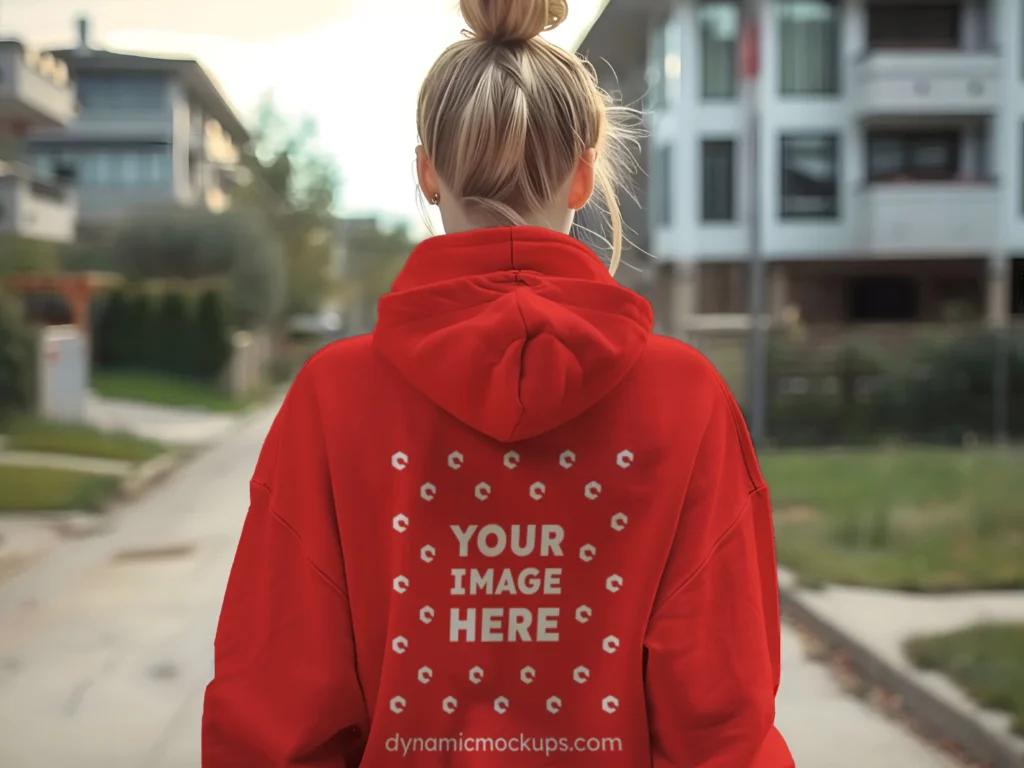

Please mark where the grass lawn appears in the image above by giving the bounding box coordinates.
[906,623,1024,735]
[761,448,1023,591]
[4,415,164,462]
[0,465,122,512]
[92,370,255,412]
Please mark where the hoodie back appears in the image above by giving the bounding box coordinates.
[203,227,793,767]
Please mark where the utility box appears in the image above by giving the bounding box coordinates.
[36,324,88,423]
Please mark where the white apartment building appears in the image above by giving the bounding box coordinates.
[27,19,249,240]
[0,40,78,244]
[580,0,1023,345]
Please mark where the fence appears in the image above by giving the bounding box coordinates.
[697,323,1024,447]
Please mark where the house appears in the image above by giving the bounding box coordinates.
[27,18,249,239]
[578,0,1023,389]
[0,39,77,244]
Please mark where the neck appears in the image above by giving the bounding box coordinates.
[439,205,574,237]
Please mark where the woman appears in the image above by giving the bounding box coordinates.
[202,0,794,765]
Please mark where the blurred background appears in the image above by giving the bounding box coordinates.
[0,0,1022,766]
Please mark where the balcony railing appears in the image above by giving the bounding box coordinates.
[0,40,78,128]
[857,178,997,255]
[850,47,1000,116]
[0,160,77,243]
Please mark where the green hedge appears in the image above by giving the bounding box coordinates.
[93,287,233,381]
[766,331,1024,446]
[0,290,35,419]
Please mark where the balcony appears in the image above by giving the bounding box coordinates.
[857,181,997,256]
[850,50,1000,117]
[0,163,77,244]
[0,40,77,129]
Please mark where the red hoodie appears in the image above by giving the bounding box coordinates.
[203,226,794,767]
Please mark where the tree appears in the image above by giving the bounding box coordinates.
[335,219,418,333]
[235,92,342,316]
[109,207,286,330]
[0,237,61,276]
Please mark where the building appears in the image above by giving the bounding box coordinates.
[0,39,78,244]
[27,18,249,238]
[578,0,1023,364]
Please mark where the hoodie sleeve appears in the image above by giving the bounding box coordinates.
[202,367,368,767]
[644,377,793,768]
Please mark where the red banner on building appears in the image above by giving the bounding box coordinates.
[740,23,759,80]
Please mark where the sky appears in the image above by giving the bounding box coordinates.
[2,0,608,236]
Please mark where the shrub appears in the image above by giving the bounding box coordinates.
[767,331,1024,446]
[0,290,34,419]
[155,292,190,374]
[189,290,232,379]
[93,289,129,368]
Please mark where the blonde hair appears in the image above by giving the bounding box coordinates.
[417,0,638,274]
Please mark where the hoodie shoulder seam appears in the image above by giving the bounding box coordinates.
[649,487,764,616]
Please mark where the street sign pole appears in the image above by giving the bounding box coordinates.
[992,257,1010,446]
[741,0,767,446]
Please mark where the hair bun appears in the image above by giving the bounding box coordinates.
[460,0,569,43]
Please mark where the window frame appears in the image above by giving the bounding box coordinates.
[867,2,960,50]
[700,138,737,222]
[777,0,841,96]
[779,133,840,220]
[647,23,668,109]
[699,0,740,100]
[866,130,960,182]
[651,144,674,228]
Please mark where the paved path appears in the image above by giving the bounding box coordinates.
[84,393,240,447]
[0,400,960,768]
[788,572,1024,754]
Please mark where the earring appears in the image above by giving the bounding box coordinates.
[431,193,440,206]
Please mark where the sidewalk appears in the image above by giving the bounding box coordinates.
[0,401,277,768]
[84,393,240,447]
[780,568,1024,767]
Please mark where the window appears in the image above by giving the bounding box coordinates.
[1019,124,1024,214]
[780,134,839,218]
[700,1,739,99]
[76,73,167,112]
[867,3,959,49]
[647,24,668,108]
[31,145,173,188]
[867,131,959,181]
[778,0,839,95]
[844,276,920,322]
[701,139,736,221]
[651,145,674,227]
[1013,259,1024,315]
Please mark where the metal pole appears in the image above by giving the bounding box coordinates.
[992,257,1010,446]
[742,0,767,446]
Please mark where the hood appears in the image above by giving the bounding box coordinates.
[373,226,653,443]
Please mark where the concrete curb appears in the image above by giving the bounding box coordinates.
[111,390,281,509]
[118,450,186,504]
[779,579,1024,768]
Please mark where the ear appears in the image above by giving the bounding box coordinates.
[568,148,597,211]
[416,145,439,202]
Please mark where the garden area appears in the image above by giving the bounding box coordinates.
[763,447,1022,592]
[0,416,167,513]
[762,444,1024,741]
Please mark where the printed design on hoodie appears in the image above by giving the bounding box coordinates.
[386,447,636,719]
